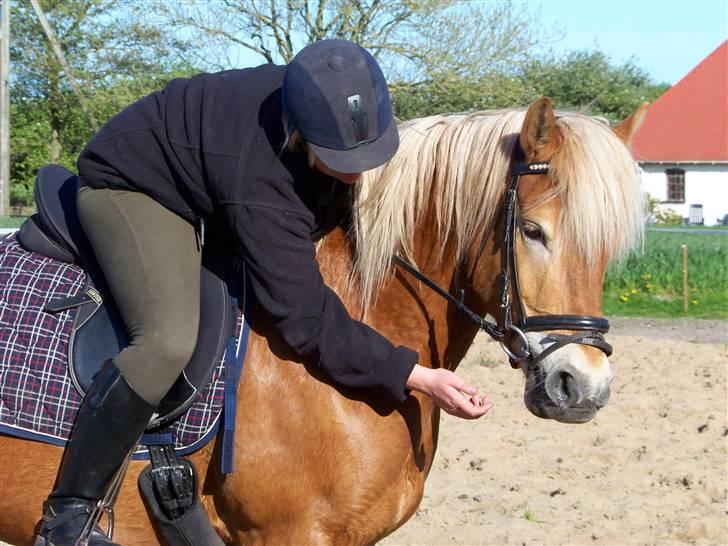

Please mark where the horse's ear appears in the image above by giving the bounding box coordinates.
[520,97,559,160]
[613,102,649,148]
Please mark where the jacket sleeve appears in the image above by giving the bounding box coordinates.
[223,203,417,402]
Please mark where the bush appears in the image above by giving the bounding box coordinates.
[10,183,34,212]
[653,207,683,225]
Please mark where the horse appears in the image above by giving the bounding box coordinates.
[0,97,646,545]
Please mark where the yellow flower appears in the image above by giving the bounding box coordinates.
[620,295,629,302]
[630,288,638,294]
[692,299,699,305]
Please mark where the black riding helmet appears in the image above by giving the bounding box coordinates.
[282,39,399,174]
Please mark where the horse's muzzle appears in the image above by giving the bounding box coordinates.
[523,363,610,424]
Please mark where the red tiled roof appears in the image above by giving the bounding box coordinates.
[632,40,728,163]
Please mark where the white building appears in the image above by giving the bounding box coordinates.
[632,40,728,226]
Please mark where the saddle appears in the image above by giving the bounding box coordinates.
[17,165,236,428]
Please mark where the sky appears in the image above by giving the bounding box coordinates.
[521,0,728,84]
[224,1,726,86]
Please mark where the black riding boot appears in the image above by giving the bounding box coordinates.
[35,360,156,546]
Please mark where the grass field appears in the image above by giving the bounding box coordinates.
[0,216,28,229]
[604,229,728,319]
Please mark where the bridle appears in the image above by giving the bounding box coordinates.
[393,147,613,370]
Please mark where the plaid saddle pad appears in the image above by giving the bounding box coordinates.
[0,234,244,458]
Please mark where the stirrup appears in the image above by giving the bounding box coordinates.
[34,497,119,546]
[75,448,133,545]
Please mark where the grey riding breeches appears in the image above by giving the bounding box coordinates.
[77,187,201,405]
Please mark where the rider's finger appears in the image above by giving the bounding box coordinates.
[451,394,478,415]
[454,395,493,419]
[447,375,477,397]
[458,382,478,396]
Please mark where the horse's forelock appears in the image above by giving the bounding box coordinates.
[551,114,644,264]
[347,109,643,311]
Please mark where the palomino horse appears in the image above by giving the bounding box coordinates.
[0,98,645,545]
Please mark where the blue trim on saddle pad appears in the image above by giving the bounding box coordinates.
[139,432,174,446]
[221,281,251,474]
[0,423,68,448]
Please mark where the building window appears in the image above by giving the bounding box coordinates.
[665,168,685,203]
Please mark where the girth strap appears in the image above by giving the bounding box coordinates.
[147,444,195,520]
[139,444,226,546]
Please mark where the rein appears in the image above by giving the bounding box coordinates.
[393,152,612,369]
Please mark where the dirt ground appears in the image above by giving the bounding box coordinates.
[381,317,728,546]
[3,318,725,546]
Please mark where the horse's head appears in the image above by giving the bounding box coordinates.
[467,98,647,423]
[350,99,645,424]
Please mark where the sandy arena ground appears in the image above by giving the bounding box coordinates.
[382,317,727,546]
[3,317,726,545]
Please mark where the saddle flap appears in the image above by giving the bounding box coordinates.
[69,286,129,395]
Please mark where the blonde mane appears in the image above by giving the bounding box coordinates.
[348,109,644,310]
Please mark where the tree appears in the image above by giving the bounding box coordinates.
[393,48,670,121]
[520,50,669,123]
[10,0,196,207]
[155,1,549,82]
[390,72,528,120]
[9,0,670,214]
[151,0,558,120]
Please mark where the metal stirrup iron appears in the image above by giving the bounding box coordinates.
[75,447,135,545]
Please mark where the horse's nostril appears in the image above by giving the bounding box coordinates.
[546,369,584,409]
[562,372,582,406]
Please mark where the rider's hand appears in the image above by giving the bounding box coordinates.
[405,364,493,420]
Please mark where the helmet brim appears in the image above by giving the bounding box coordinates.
[308,117,399,174]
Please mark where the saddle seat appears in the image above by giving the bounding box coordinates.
[17,164,235,428]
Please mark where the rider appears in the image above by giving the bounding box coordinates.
[34,39,492,546]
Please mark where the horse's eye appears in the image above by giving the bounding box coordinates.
[522,221,545,243]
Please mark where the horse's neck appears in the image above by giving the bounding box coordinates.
[194,228,482,535]
[319,226,480,372]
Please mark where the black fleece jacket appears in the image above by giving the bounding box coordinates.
[77,64,417,402]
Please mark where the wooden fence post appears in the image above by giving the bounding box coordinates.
[681,244,688,313]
